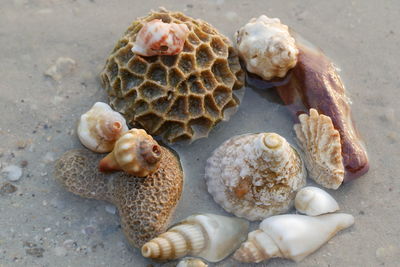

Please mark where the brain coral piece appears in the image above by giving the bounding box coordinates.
[205,133,306,221]
[54,148,183,247]
[235,15,298,80]
[294,108,344,189]
[101,8,245,143]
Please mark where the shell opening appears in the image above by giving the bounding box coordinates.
[140,141,162,164]
[142,242,160,258]
[111,121,122,132]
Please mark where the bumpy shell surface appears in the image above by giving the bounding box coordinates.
[294,108,344,189]
[99,128,162,177]
[176,258,208,267]
[77,102,128,153]
[295,186,339,216]
[234,213,355,263]
[101,8,245,143]
[54,148,183,248]
[132,19,190,56]
[205,133,306,221]
[141,213,249,262]
[235,15,298,80]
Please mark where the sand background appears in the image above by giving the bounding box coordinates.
[0,0,399,266]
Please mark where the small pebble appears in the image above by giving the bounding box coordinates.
[54,246,67,257]
[26,247,45,258]
[43,152,55,163]
[63,239,77,250]
[44,227,51,233]
[45,57,76,81]
[105,204,116,215]
[0,183,18,195]
[20,160,28,167]
[82,225,96,235]
[2,165,22,181]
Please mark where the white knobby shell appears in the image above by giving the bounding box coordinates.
[295,186,339,216]
[141,213,249,262]
[132,19,190,56]
[205,133,306,221]
[77,102,129,153]
[234,213,355,263]
[294,109,345,189]
[176,258,208,267]
[235,15,298,80]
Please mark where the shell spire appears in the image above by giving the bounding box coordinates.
[205,132,306,221]
[294,108,345,189]
[77,102,129,153]
[141,213,249,262]
[234,213,354,263]
[99,128,162,177]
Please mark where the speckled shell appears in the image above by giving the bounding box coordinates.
[234,213,355,263]
[132,19,190,56]
[77,102,128,153]
[205,133,306,221]
[295,186,339,216]
[54,148,183,248]
[294,108,344,189]
[98,128,162,177]
[235,15,298,80]
[141,213,249,262]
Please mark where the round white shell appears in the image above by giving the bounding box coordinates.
[205,133,306,221]
[78,102,129,153]
[235,15,298,80]
[295,186,339,216]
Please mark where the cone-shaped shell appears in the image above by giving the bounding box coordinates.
[77,102,128,153]
[294,109,344,189]
[234,213,354,263]
[205,133,306,221]
[141,213,249,262]
[295,186,339,216]
[99,128,162,177]
[235,15,298,80]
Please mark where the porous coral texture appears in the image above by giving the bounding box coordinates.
[101,9,244,143]
[54,148,183,247]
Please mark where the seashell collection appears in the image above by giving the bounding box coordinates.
[53,7,368,266]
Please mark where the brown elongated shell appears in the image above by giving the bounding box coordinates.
[294,108,344,189]
[101,8,244,143]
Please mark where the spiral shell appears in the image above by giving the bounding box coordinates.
[77,102,128,153]
[205,133,306,221]
[234,213,355,263]
[132,19,190,56]
[295,186,339,216]
[235,15,298,80]
[98,128,162,177]
[294,108,345,189]
[141,213,249,262]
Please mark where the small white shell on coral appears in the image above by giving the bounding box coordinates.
[77,102,128,153]
[132,19,190,56]
[98,128,162,177]
[141,213,249,262]
[295,186,339,216]
[234,213,355,263]
[294,108,345,189]
[205,133,306,221]
[235,15,298,80]
[176,258,208,267]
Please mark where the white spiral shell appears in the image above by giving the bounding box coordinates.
[294,108,345,189]
[77,102,128,153]
[235,15,298,80]
[141,213,249,262]
[295,186,339,216]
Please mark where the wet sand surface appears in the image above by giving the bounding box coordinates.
[0,0,399,266]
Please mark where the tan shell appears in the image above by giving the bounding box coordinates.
[141,213,249,262]
[234,213,354,263]
[101,8,244,143]
[54,148,183,248]
[77,102,128,153]
[176,258,208,267]
[205,133,306,221]
[98,128,162,177]
[294,108,344,189]
[235,15,298,80]
[132,19,190,56]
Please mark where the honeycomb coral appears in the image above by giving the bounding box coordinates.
[54,148,183,248]
[101,8,245,143]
